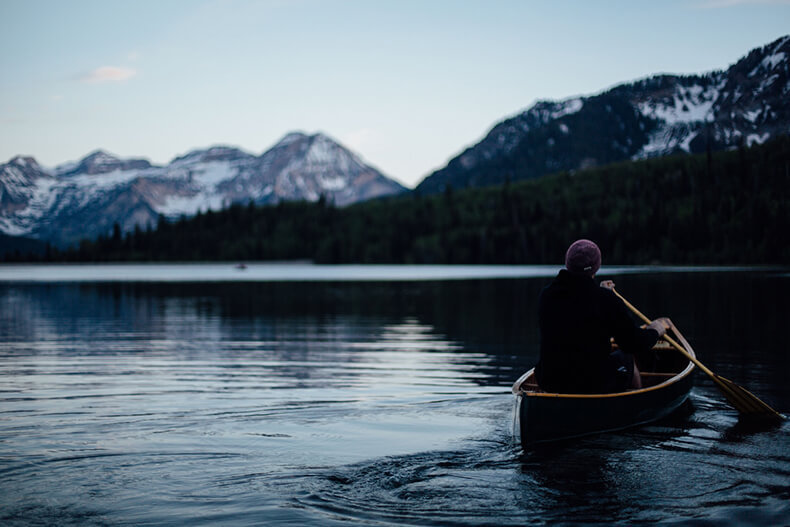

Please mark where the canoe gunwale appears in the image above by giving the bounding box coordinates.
[511,348,696,399]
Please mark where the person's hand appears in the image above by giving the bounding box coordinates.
[600,280,616,290]
[648,317,672,338]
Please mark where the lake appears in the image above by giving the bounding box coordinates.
[1,264,788,525]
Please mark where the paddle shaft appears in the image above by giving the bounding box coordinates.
[611,290,718,379]
[613,288,784,420]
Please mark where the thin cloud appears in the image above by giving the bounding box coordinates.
[696,0,790,7]
[80,66,137,83]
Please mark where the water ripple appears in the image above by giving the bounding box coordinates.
[1,277,789,525]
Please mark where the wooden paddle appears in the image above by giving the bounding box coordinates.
[613,288,785,421]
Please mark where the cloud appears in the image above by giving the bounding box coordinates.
[80,66,137,83]
[696,0,790,7]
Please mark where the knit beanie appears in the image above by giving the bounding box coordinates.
[565,239,601,276]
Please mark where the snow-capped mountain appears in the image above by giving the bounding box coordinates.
[416,35,790,193]
[0,133,405,247]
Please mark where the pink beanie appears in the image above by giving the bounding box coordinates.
[565,239,601,276]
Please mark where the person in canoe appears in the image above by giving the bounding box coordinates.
[534,239,672,394]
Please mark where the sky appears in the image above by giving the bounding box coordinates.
[1,0,789,188]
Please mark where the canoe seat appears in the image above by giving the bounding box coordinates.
[611,339,674,351]
[640,372,678,387]
[520,381,544,393]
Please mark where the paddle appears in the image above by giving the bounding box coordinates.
[612,288,785,421]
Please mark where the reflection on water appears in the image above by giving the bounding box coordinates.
[0,269,788,525]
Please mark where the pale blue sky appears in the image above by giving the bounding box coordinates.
[1,0,788,187]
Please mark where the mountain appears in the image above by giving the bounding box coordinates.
[0,132,406,247]
[416,35,790,193]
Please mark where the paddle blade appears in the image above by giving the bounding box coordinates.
[713,374,785,421]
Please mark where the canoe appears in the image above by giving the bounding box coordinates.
[512,341,695,446]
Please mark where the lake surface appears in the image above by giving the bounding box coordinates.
[1,265,788,525]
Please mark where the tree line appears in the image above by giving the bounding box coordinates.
[6,135,790,265]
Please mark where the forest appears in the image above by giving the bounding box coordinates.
[6,135,789,265]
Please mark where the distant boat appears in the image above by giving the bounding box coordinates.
[235,263,247,270]
[512,341,695,447]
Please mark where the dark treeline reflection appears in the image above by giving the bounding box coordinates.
[2,271,788,400]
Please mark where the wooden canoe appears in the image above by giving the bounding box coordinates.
[512,342,695,447]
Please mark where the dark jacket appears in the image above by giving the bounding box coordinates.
[535,270,659,393]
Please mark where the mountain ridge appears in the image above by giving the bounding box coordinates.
[416,34,790,193]
[0,132,406,247]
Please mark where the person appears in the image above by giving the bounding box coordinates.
[534,239,671,394]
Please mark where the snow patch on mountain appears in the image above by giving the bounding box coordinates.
[160,191,227,217]
[1,175,59,236]
[679,130,699,152]
[749,52,786,77]
[70,168,144,190]
[637,84,719,125]
[316,174,348,191]
[747,132,770,146]
[551,98,583,119]
[185,161,239,188]
[305,135,337,165]
[744,108,762,123]
[759,73,780,93]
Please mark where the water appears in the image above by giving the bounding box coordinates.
[1,266,788,525]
